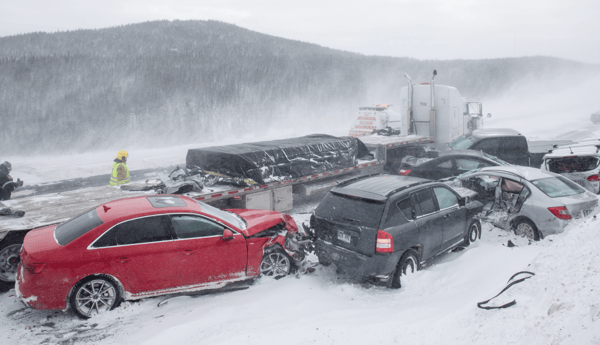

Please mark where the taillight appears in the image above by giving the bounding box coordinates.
[587,175,600,182]
[24,263,47,274]
[548,206,571,220]
[376,230,394,253]
[398,169,411,176]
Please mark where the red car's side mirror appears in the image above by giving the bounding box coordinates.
[222,229,234,241]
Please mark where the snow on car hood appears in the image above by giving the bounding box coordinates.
[226,209,291,237]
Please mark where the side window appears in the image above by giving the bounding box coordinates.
[436,158,453,169]
[170,215,225,239]
[93,216,171,247]
[433,187,459,210]
[500,137,527,155]
[413,189,437,216]
[384,197,413,227]
[472,138,501,155]
[397,197,414,220]
[456,158,486,171]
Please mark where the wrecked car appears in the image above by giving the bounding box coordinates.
[16,195,304,319]
[448,166,598,241]
[541,143,600,194]
[310,174,483,289]
[397,149,511,180]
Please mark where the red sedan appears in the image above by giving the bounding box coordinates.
[16,195,301,319]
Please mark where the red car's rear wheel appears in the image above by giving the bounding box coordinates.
[70,276,121,319]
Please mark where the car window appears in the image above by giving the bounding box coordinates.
[436,159,453,169]
[384,197,412,227]
[55,208,104,245]
[483,153,511,166]
[456,158,486,171]
[195,201,247,230]
[449,135,475,150]
[315,192,386,229]
[413,189,437,216]
[472,138,501,155]
[433,187,459,209]
[93,216,172,247]
[531,176,586,198]
[545,156,600,173]
[500,136,528,155]
[170,215,225,239]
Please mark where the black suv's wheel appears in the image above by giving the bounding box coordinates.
[391,249,419,289]
[69,276,121,319]
[260,249,292,278]
[463,220,481,246]
[512,218,540,241]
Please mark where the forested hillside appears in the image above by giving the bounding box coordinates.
[0,20,597,153]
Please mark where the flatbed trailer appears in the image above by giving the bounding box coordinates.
[0,133,434,286]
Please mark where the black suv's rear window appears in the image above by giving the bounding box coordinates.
[55,208,104,245]
[315,192,385,228]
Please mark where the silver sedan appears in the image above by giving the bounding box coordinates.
[448,166,598,241]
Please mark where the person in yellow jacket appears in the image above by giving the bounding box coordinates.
[110,150,130,186]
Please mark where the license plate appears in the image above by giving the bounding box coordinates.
[337,231,352,243]
[582,209,592,217]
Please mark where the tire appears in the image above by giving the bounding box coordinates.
[512,218,540,241]
[0,237,24,285]
[260,249,292,278]
[69,276,121,319]
[390,249,419,289]
[463,220,482,246]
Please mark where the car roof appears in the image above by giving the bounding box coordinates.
[545,145,600,158]
[477,166,555,180]
[98,195,199,222]
[471,128,523,139]
[332,175,431,201]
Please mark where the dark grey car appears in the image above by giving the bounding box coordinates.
[311,174,483,289]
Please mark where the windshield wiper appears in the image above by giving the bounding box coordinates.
[342,217,361,223]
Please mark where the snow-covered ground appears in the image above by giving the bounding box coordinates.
[2,78,600,344]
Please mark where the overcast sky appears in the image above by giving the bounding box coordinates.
[1,0,599,64]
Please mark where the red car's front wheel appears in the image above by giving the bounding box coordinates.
[260,249,291,278]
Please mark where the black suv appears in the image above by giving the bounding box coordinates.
[312,174,482,288]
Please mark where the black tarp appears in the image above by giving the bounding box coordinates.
[186,134,371,184]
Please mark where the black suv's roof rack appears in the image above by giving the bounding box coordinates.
[335,173,383,189]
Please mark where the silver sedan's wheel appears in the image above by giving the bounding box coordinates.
[260,250,291,277]
[71,278,119,319]
[0,243,21,283]
[514,220,538,241]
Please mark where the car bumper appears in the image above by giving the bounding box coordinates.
[315,239,401,282]
[15,264,70,310]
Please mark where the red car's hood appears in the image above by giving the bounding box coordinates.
[226,209,297,237]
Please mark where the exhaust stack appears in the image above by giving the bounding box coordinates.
[430,70,437,139]
[404,72,414,134]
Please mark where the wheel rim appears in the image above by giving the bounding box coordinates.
[260,252,291,277]
[515,223,535,240]
[0,244,22,282]
[469,223,479,242]
[402,256,417,276]
[75,279,117,317]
